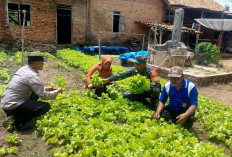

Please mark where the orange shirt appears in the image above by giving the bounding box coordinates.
[85,56,112,88]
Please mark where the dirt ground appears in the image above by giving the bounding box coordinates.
[198,82,232,107]
[0,56,232,156]
[197,58,232,107]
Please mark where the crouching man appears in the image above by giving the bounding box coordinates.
[152,66,198,129]
[1,53,63,130]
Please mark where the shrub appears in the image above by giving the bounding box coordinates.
[194,42,221,65]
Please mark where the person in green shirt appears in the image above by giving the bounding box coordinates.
[103,55,161,110]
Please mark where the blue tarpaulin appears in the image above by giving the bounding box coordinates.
[76,46,128,55]
[119,51,147,64]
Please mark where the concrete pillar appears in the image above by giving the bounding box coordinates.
[172,8,184,43]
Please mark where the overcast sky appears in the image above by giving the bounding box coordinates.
[215,0,232,11]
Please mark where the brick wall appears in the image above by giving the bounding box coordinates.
[0,0,87,51]
[0,0,8,47]
[89,0,165,46]
[0,0,164,51]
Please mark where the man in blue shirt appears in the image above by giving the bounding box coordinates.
[152,66,198,129]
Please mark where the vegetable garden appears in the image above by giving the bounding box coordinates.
[0,49,232,156]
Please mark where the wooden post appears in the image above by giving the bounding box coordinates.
[159,28,163,44]
[142,34,145,51]
[154,23,157,46]
[195,11,204,47]
[86,0,91,45]
[98,31,102,59]
[21,10,26,66]
[187,32,189,47]
[218,31,224,52]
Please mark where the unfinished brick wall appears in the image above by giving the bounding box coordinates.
[89,0,165,46]
[0,1,8,47]
[0,0,165,51]
[0,0,87,51]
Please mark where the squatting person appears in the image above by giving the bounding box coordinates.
[85,56,113,97]
[103,55,161,110]
[1,53,63,130]
[152,66,198,129]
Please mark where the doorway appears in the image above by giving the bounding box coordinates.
[57,5,72,44]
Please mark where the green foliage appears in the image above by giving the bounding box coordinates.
[57,44,78,50]
[194,42,221,65]
[14,51,53,65]
[0,85,6,98]
[1,49,231,156]
[57,49,125,74]
[6,133,22,146]
[35,66,227,156]
[116,74,150,94]
[0,51,8,65]
[0,146,18,155]
[57,50,232,150]
[14,51,29,65]
[55,75,67,90]
[0,133,20,156]
[106,84,121,100]
[225,137,232,149]
[196,95,232,147]
[90,72,103,86]
[0,146,8,156]
[43,52,56,60]
[36,87,227,156]
[56,61,73,71]
[7,118,16,131]
[7,146,18,154]
[0,68,11,83]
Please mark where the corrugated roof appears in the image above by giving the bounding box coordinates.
[195,18,232,31]
[135,20,202,34]
[167,0,225,12]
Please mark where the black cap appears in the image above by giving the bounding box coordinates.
[28,53,47,62]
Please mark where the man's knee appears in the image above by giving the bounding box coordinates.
[160,108,175,123]
[183,115,194,129]
[42,102,51,112]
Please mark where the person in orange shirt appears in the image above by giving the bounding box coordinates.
[85,56,113,96]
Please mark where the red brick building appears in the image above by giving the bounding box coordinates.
[0,0,166,51]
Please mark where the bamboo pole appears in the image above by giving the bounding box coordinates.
[98,31,102,59]
[195,11,204,47]
[142,34,145,51]
[159,29,163,44]
[154,25,157,46]
[21,10,26,66]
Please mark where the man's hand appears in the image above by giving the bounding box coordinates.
[102,78,110,84]
[45,87,56,91]
[176,113,188,124]
[152,102,165,120]
[87,83,94,89]
[56,88,63,94]
[152,112,160,120]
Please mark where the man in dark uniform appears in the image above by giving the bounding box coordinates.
[103,55,161,110]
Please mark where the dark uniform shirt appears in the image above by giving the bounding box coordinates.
[108,66,161,98]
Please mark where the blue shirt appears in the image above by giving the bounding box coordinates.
[159,79,198,113]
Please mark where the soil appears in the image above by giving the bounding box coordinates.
[195,58,232,107]
[198,82,232,107]
[0,56,232,156]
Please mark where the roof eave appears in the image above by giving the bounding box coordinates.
[170,5,225,12]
